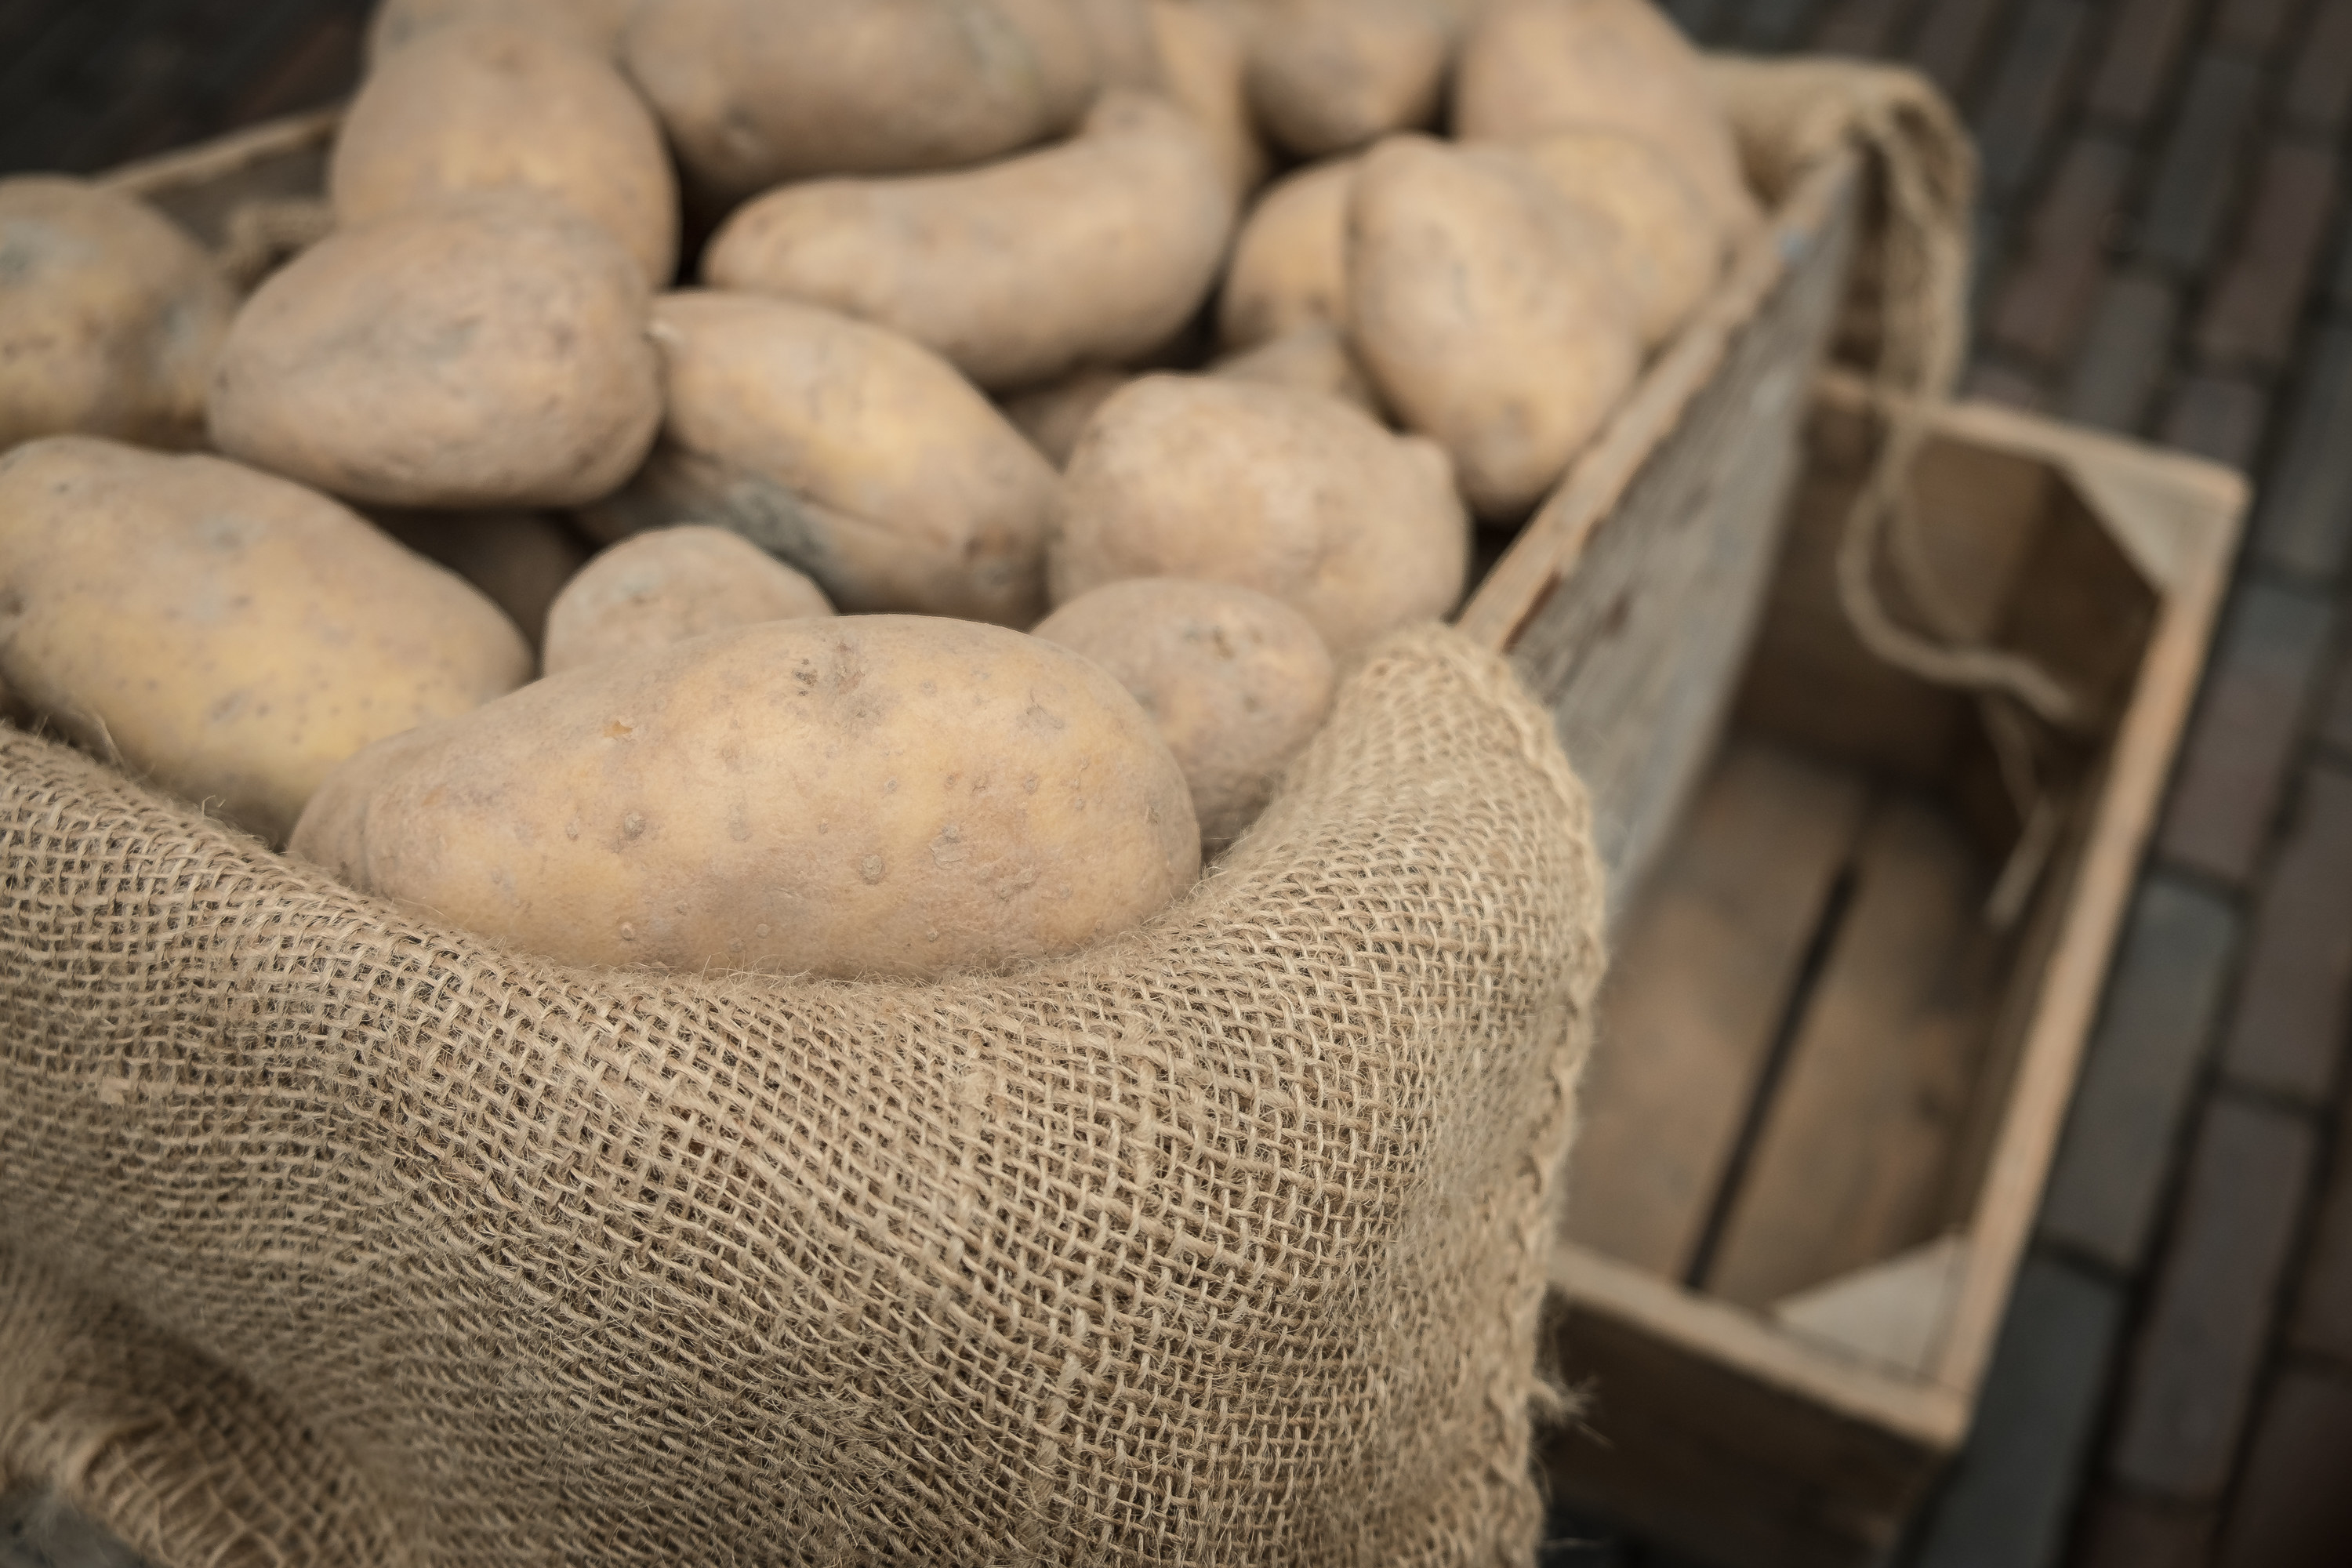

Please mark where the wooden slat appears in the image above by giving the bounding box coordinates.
[1705,795,2005,1308]
[1564,740,1869,1276]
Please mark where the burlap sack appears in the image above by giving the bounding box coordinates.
[0,624,1607,1567]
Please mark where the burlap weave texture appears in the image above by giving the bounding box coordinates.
[0,625,1607,1567]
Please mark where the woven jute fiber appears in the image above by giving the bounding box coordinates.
[0,623,1608,1568]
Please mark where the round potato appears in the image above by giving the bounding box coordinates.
[332,20,679,285]
[291,615,1202,978]
[1001,367,1136,468]
[1033,577,1334,851]
[543,525,835,676]
[0,176,234,451]
[371,506,593,649]
[1149,0,1272,198]
[1079,0,1165,85]
[208,194,662,510]
[584,291,1058,627]
[623,0,1099,205]
[1208,323,1380,413]
[704,90,1236,391]
[1050,374,1467,656]
[1244,0,1450,158]
[1454,0,1761,238]
[0,437,530,843]
[1518,128,1723,347]
[1217,154,1355,350]
[366,0,636,61]
[1349,135,1641,521]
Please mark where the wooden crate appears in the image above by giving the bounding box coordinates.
[99,109,1864,917]
[1541,373,2246,1567]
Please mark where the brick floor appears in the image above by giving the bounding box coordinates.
[2212,1362,2352,1566]
[2219,764,2352,1103]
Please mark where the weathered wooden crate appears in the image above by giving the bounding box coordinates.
[1541,372,2245,1567]
[100,108,1864,917]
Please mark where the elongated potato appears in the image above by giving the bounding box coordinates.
[1050,374,1466,655]
[1209,323,1380,412]
[584,291,1058,626]
[1217,155,1355,349]
[1033,577,1334,851]
[371,507,592,649]
[292,615,1201,978]
[0,437,529,842]
[623,0,1099,205]
[0,177,234,451]
[1349,135,1640,520]
[366,0,636,61]
[332,20,678,285]
[1001,367,1136,468]
[1454,0,1760,237]
[1518,128,1722,347]
[705,91,1236,391]
[209,194,662,510]
[543,525,835,676]
[1244,0,1450,158]
[1149,0,1272,198]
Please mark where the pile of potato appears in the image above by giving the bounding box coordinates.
[0,0,1756,981]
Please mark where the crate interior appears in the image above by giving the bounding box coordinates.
[1559,399,2162,1380]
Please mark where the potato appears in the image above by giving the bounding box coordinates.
[704,90,1236,391]
[290,615,1201,978]
[1519,129,1722,347]
[1002,367,1136,468]
[1208,323,1379,413]
[332,20,678,286]
[1217,155,1354,350]
[1244,0,1450,158]
[1050,375,1466,656]
[0,437,530,843]
[366,0,635,61]
[1349,135,1640,521]
[623,0,1099,206]
[1033,577,1334,851]
[583,291,1058,627]
[371,507,592,649]
[1454,0,1761,238]
[208,194,662,510]
[1079,0,1165,85]
[1149,0,1272,198]
[0,177,234,451]
[543,525,835,676]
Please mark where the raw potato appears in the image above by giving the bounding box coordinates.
[366,0,636,61]
[1033,577,1334,851]
[372,507,592,648]
[1209,323,1380,413]
[208,194,662,510]
[332,20,679,286]
[1350,135,1641,520]
[1519,128,1722,347]
[543,525,835,676]
[1245,0,1450,158]
[0,437,530,843]
[1217,155,1355,349]
[1149,0,1272,198]
[1079,0,1165,85]
[1455,0,1762,238]
[291,615,1202,978]
[1002,367,1135,467]
[705,90,1236,390]
[585,291,1058,626]
[1051,374,1468,656]
[0,176,234,451]
[623,0,1099,205]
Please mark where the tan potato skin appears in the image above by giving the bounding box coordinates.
[623,0,1099,205]
[1243,0,1450,158]
[290,615,1202,979]
[1349,135,1642,521]
[208,194,662,510]
[332,20,680,286]
[1517,128,1722,347]
[1078,0,1166,85]
[0,437,530,843]
[1217,155,1356,350]
[370,507,592,650]
[0,177,234,451]
[1033,577,1334,851]
[585,291,1058,627]
[366,0,636,62]
[543,525,835,676]
[1454,0,1762,238]
[1208,323,1380,413]
[1001,367,1136,468]
[1149,0,1272,198]
[1050,374,1467,656]
[704,91,1236,392]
